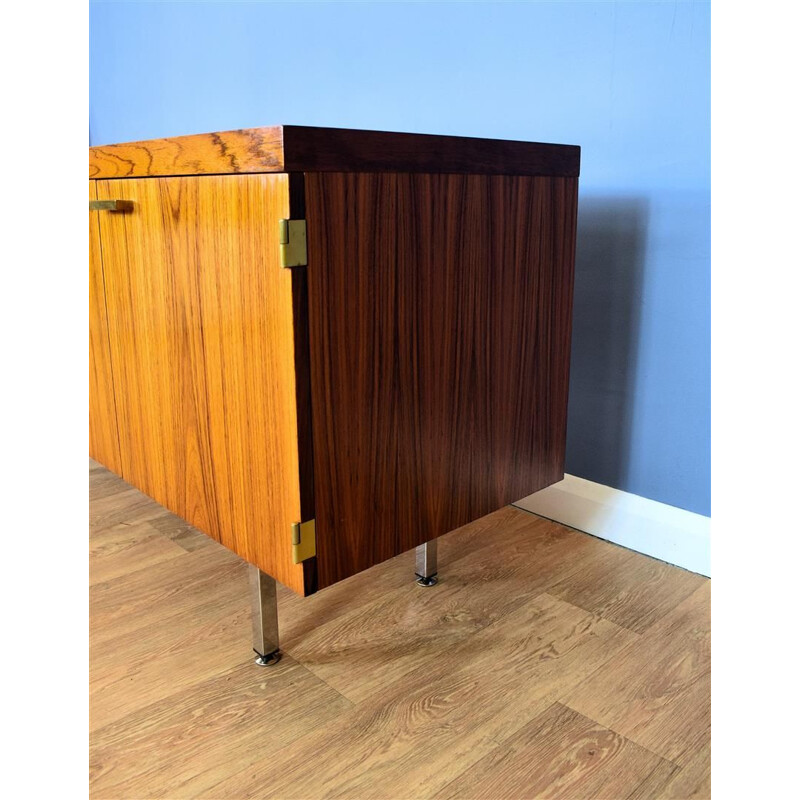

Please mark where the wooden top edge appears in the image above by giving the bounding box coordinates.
[89,125,580,179]
[89,126,285,180]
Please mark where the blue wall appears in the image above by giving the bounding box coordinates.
[90,1,710,516]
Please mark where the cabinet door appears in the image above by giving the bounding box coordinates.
[95,174,310,594]
[89,181,122,472]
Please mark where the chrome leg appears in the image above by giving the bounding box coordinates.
[249,565,281,666]
[415,539,439,587]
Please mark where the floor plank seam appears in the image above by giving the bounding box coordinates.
[545,591,658,636]
[558,700,683,771]
[289,656,358,709]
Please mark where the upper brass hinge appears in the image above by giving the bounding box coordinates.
[291,519,316,564]
[279,219,307,268]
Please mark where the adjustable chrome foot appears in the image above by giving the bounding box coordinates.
[415,540,438,587]
[250,565,281,666]
[253,648,282,667]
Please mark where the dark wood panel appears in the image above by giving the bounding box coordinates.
[96,174,309,595]
[282,126,579,177]
[89,181,122,472]
[89,126,580,179]
[305,172,579,589]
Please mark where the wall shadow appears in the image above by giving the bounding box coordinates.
[565,195,649,491]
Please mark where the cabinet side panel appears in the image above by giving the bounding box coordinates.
[97,174,307,594]
[89,181,122,472]
[305,173,578,589]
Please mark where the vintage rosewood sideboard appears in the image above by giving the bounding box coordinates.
[89,125,580,664]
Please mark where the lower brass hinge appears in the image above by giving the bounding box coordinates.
[279,219,307,268]
[291,519,316,564]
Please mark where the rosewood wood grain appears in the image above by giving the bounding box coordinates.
[96,174,309,594]
[283,126,579,176]
[304,172,579,589]
[89,126,580,179]
[89,181,122,472]
[89,127,283,179]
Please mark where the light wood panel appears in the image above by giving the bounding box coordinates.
[89,125,580,179]
[89,126,284,179]
[96,174,308,594]
[89,182,122,472]
[90,462,710,800]
[305,172,579,588]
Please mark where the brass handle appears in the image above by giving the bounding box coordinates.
[89,200,134,212]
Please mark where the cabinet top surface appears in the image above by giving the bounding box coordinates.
[89,125,580,180]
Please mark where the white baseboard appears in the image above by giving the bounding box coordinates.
[513,474,710,577]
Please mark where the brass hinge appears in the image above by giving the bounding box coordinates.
[291,519,316,564]
[279,219,307,268]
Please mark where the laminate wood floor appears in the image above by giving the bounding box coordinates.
[89,460,710,800]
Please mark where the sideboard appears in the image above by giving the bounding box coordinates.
[89,125,580,664]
